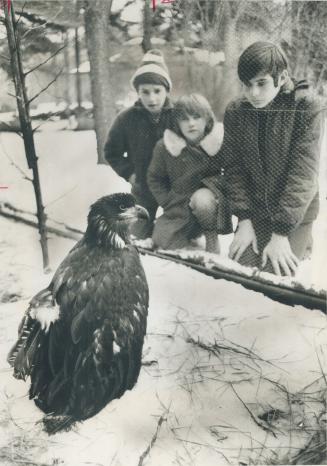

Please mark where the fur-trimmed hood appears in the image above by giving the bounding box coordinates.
[163,123,224,157]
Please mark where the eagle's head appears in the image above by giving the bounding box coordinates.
[85,193,149,248]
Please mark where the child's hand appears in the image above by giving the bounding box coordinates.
[229,219,258,262]
[262,233,299,276]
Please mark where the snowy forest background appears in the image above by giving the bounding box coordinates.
[1,0,327,158]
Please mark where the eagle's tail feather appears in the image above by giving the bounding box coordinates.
[7,316,43,380]
[42,414,76,435]
[7,314,31,367]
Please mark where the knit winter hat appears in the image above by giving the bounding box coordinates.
[131,49,172,91]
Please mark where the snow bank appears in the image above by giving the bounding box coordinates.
[0,215,326,465]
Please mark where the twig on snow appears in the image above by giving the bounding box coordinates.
[229,382,277,438]
[315,346,327,387]
[137,412,167,466]
[174,436,231,464]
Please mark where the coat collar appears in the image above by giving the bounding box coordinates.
[163,123,223,157]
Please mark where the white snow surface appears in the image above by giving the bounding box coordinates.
[0,214,326,465]
[0,125,326,465]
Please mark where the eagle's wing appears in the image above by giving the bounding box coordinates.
[45,244,149,416]
[8,239,148,419]
[7,240,88,378]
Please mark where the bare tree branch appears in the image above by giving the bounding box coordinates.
[7,92,18,99]
[0,137,31,181]
[28,67,63,105]
[31,109,65,133]
[19,5,65,40]
[20,20,47,39]
[31,122,44,133]
[15,1,27,27]
[24,44,66,76]
[45,185,78,208]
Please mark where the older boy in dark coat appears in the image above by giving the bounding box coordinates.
[221,42,324,276]
[104,50,174,238]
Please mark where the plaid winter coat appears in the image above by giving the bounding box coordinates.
[220,83,324,235]
[104,99,174,207]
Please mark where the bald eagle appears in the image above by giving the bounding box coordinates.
[7,193,149,434]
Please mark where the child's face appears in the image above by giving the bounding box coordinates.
[243,71,287,108]
[178,114,207,143]
[137,84,168,114]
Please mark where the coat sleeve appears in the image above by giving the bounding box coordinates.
[222,102,253,220]
[271,98,324,235]
[104,111,135,181]
[147,141,172,208]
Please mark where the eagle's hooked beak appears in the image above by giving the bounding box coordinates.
[135,204,150,220]
[117,205,150,221]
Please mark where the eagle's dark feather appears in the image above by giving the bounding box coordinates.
[7,193,149,434]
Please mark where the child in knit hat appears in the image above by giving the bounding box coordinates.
[104,49,174,239]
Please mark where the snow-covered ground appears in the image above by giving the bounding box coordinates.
[0,214,327,466]
[0,125,326,465]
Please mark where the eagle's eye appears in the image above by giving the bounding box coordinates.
[119,205,127,211]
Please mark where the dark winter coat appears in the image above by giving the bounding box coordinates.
[147,124,224,249]
[104,98,174,208]
[216,83,324,235]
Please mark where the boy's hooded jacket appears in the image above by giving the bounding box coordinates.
[219,82,324,235]
[147,124,227,249]
[104,99,174,207]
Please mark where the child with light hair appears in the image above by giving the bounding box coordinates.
[148,93,232,252]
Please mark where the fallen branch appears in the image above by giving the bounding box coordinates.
[0,203,325,311]
[0,119,22,135]
[149,249,326,312]
[0,203,81,241]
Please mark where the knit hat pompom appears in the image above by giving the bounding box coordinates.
[131,49,172,91]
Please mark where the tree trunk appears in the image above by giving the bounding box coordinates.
[74,26,82,108]
[142,0,152,53]
[84,0,113,164]
[215,4,241,119]
[63,31,72,107]
[4,0,49,270]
